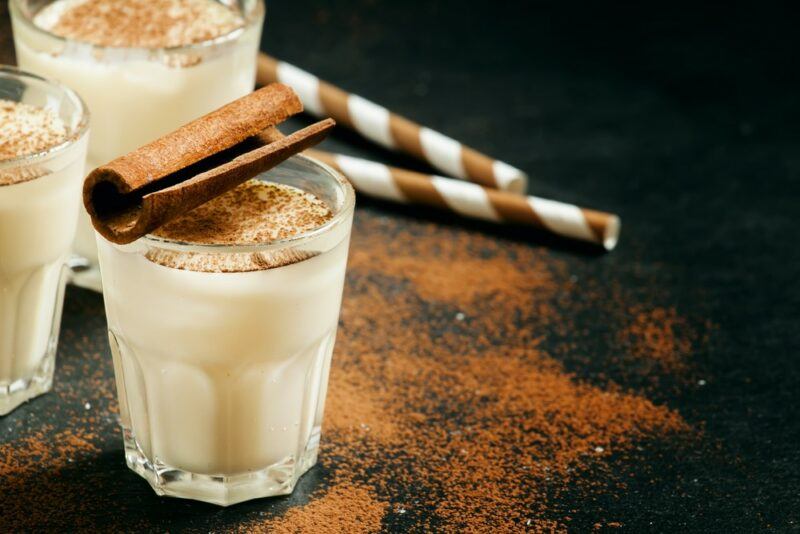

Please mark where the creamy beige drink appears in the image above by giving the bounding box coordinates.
[10,0,265,290]
[0,67,89,415]
[97,157,355,505]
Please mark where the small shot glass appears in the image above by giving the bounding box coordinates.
[9,0,266,291]
[0,66,89,415]
[96,156,355,505]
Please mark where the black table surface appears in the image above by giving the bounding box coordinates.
[1,1,798,532]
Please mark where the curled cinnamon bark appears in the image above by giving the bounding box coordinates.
[84,84,334,244]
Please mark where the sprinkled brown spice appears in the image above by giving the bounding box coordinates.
[238,215,699,532]
[34,0,244,49]
[146,179,333,272]
[0,426,112,531]
[0,99,67,173]
[247,485,388,534]
[153,179,333,245]
[324,369,399,443]
[619,306,697,374]
[0,211,709,531]
[0,427,99,482]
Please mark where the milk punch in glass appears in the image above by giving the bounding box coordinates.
[0,66,89,415]
[10,0,266,291]
[96,156,355,505]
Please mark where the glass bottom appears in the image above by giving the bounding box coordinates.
[122,425,321,506]
[0,343,56,415]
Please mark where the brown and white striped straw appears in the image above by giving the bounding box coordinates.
[257,53,528,194]
[306,149,620,251]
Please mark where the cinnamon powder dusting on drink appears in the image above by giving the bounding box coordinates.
[0,99,67,183]
[34,0,244,49]
[153,179,333,245]
[146,179,333,272]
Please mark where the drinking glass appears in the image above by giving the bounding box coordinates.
[0,66,89,415]
[10,0,266,291]
[97,156,355,505]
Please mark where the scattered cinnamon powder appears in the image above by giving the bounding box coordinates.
[619,306,696,374]
[0,99,67,172]
[0,427,99,482]
[241,214,700,532]
[34,0,244,49]
[323,371,399,443]
[0,426,114,532]
[349,244,557,309]
[1,210,710,531]
[246,485,388,534]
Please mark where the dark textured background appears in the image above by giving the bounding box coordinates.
[1,1,799,531]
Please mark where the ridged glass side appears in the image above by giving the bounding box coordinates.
[0,262,68,415]
[108,328,338,506]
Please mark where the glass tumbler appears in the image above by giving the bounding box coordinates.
[10,0,266,292]
[96,156,355,505]
[0,66,89,415]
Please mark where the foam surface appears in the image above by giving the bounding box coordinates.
[0,99,67,184]
[146,180,334,272]
[34,0,244,49]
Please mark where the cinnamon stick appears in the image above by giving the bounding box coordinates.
[84,85,335,244]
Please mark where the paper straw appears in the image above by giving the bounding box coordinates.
[306,149,620,251]
[257,53,528,194]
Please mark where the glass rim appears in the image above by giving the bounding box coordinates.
[9,0,266,54]
[0,65,90,169]
[140,154,356,254]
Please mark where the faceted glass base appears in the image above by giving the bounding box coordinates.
[122,427,321,506]
[0,345,55,415]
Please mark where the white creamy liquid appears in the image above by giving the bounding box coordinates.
[97,234,351,477]
[0,153,85,412]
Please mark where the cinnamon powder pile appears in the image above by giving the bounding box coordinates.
[241,212,701,532]
[249,485,388,534]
